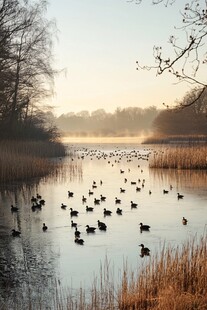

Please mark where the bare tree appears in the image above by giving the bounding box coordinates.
[0,0,57,137]
[134,0,207,109]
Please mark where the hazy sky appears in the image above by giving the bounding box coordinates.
[46,0,194,116]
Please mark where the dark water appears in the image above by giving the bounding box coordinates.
[0,141,206,307]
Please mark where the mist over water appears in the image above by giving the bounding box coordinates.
[0,138,206,306]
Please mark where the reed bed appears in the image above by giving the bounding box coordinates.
[1,235,206,309]
[0,140,66,183]
[119,235,207,310]
[143,134,207,144]
[150,145,207,169]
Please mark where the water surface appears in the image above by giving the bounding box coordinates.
[0,140,206,306]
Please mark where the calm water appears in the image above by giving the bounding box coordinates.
[0,140,207,307]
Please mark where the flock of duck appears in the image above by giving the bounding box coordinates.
[10,146,187,258]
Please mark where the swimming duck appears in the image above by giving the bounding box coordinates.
[86,206,94,212]
[70,208,79,216]
[131,201,138,208]
[163,189,169,194]
[120,188,126,193]
[71,220,77,228]
[177,193,184,199]
[88,189,94,195]
[94,198,100,205]
[82,195,87,203]
[182,217,188,225]
[86,225,96,233]
[100,195,106,201]
[136,187,141,192]
[74,237,84,245]
[11,205,18,212]
[139,244,150,257]
[39,199,45,205]
[116,208,122,215]
[97,220,107,228]
[139,223,150,231]
[68,191,74,197]
[11,229,21,237]
[115,197,121,204]
[61,203,67,209]
[74,227,81,237]
[42,223,48,231]
[103,208,112,216]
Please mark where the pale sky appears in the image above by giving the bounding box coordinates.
[45,0,197,116]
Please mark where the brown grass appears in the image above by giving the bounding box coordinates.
[0,140,66,183]
[149,145,207,169]
[119,235,207,310]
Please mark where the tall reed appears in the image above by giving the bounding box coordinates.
[150,145,207,169]
[119,235,207,310]
[0,140,66,183]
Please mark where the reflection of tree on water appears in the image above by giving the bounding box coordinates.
[150,169,207,194]
[0,185,59,308]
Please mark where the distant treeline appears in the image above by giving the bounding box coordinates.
[54,88,207,138]
[55,106,159,136]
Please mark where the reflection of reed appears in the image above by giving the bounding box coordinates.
[47,158,83,183]
[150,168,207,191]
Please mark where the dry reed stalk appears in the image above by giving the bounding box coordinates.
[0,140,66,183]
[119,235,207,310]
[150,146,207,169]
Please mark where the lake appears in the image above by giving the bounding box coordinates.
[0,139,206,308]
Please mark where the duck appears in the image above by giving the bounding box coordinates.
[139,222,150,231]
[98,223,107,231]
[70,208,79,216]
[177,193,184,199]
[116,208,122,215]
[182,217,188,225]
[100,195,106,201]
[11,205,18,212]
[86,206,94,212]
[139,244,150,257]
[82,195,87,203]
[68,191,74,197]
[115,197,121,204]
[42,223,48,231]
[86,225,96,233]
[61,203,67,209]
[120,188,126,193]
[94,198,100,205]
[74,227,81,237]
[39,199,45,205]
[11,229,21,237]
[74,237,84,245]
[71,220,77,228]
[131,201,138,209]
[136,187,141,192]
[103,208,112,216]
[163,189,169,194]
[88,189,94,195]
[97,220,107,228]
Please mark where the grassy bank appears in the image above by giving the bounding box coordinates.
[0,140,66,183]
[149,145,207,169]
[2,235,206,309]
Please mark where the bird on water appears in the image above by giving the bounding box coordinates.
[139,244,150,257]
